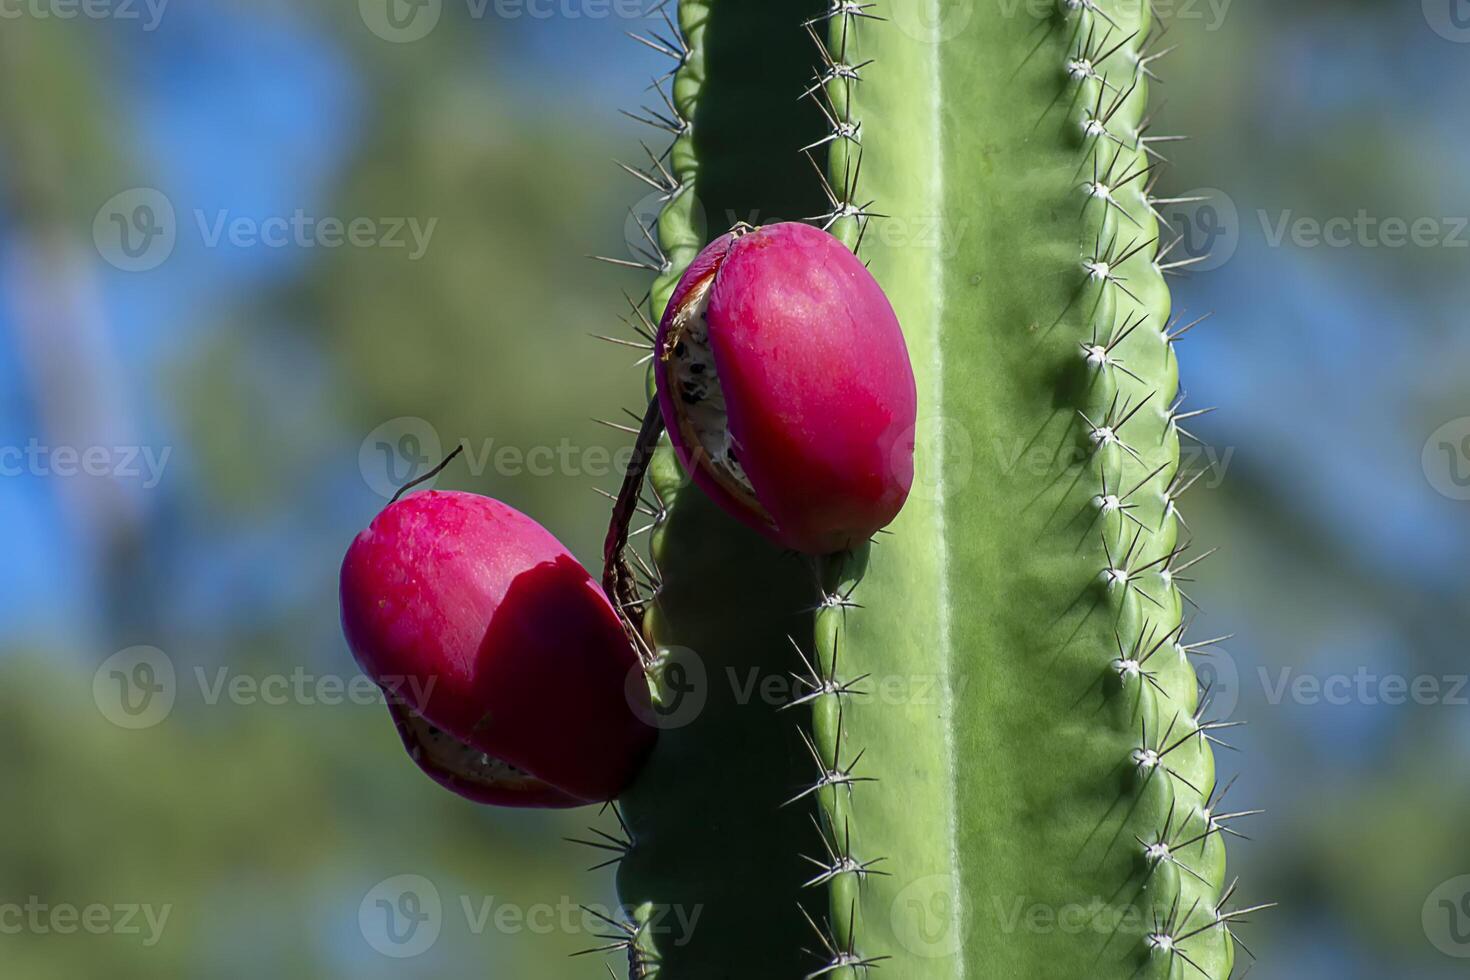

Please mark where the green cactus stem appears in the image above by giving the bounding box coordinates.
[594,2,1266,978]
[606,2,833,977]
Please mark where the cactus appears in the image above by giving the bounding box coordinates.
[597,1,1267,978]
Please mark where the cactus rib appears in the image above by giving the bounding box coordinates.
[798,3,1252,976]
[610,1,835,977]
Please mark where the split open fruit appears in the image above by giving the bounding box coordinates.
[654,222,917,555]
[340,490,656,807]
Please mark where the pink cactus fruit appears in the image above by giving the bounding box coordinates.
[655,222,917,555]
[340,491,656,807]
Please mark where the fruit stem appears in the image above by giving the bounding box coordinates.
[602,397,665,661]
[389,444,464,504]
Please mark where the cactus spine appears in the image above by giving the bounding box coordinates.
[601,2,1264,977]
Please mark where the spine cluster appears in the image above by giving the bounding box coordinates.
[805,5,886,976]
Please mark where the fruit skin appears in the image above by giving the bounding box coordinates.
[655,221,917,555]
[340,490,655,808]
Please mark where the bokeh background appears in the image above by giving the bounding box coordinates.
[0,1,1467,976]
